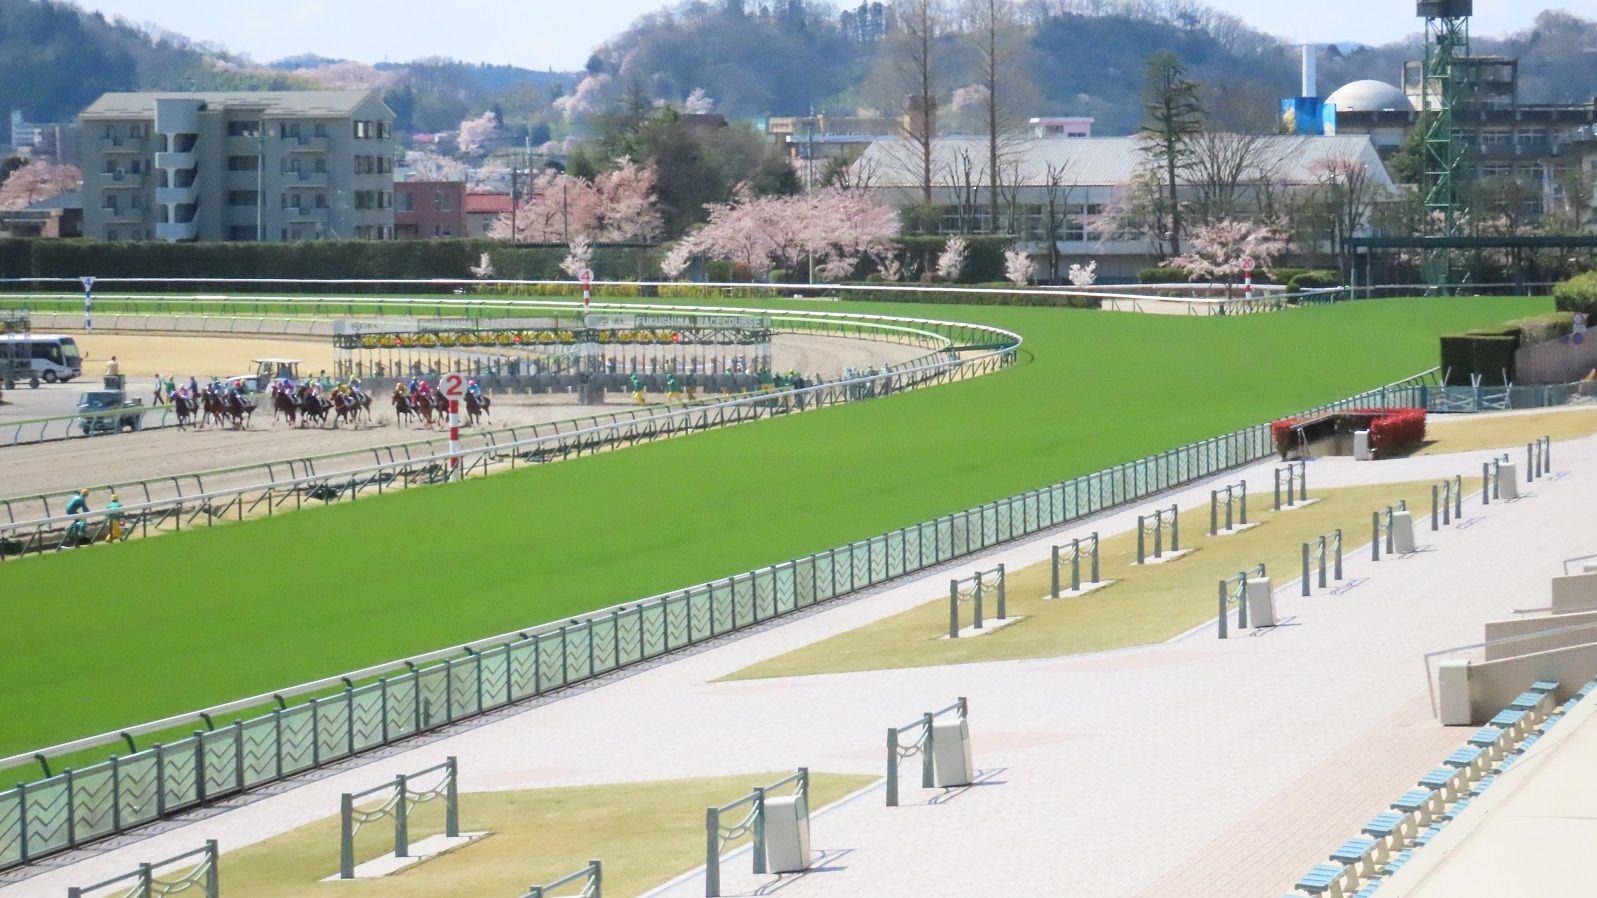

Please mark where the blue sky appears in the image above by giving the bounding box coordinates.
[75,0,1587,71]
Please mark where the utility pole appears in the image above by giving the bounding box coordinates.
[510,163,519,244]
[257,120,266,242]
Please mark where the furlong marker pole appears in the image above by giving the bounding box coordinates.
[449,399,461,480]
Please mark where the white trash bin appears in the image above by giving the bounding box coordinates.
[931,717,974,788]
[1390,511,1416,554]
[1246,577,1276,627]
[1498,462,1520,499]
[762,795,811,874]
[1353,430,1372,461]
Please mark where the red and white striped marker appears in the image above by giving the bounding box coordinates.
[1241,255,1256,302]
[440,373,466,480]
[580,267,594,311]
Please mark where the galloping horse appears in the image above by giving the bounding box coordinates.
[332,391,362,428]
[220,391,255,430]
[392,390,419,427]
[298,389,330,428]
[173,393,199,429]
[270,384,299,425]
[199,392,227,428]
[464,391,492,426]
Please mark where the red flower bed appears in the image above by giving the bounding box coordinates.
[1271,407,1426,457]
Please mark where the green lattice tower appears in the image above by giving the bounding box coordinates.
[1419,2,1471,289]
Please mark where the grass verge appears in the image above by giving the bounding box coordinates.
[213,772,873,898]
[727,480,1437,679]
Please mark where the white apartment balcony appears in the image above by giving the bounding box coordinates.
[156,221,198,242]
[280,135,329,152]
[156,186,198,206]
[155,150,197,170]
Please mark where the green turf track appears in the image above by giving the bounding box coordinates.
[0,295,1548,756]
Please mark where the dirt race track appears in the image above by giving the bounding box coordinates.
[4,333,928,503]
[70,334,338,381]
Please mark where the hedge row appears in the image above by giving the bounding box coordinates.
[1553,272,1597,316]
[0,238,663,283]
[1440,332,1518,386]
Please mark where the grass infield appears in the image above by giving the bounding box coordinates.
[213,772,873,898]
[0,295,1548,757]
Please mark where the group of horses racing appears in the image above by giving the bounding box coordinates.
[163,381,493,431]
[169,389,259,430]
[391,385,492,429]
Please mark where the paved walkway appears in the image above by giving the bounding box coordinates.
[6,424,1592,898]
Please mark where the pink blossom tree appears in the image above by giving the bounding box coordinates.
[937,237,969,281]
[0,161,80,211]
[1004,248,1036,286]
[685,189,899,282]
[457,111,501,156]
[660,242,695,280]
[561,236,594,279]
[491,161,662,246]
[1165,219,1287,291]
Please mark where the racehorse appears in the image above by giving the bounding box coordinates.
[199,392,227,428]
[298,390,329,428]
[270,385,299,426]
[220,392,254,430]
[173,393,198,429]
[332,391,362,428]
[392,391,418,427]
[465,391,491,426]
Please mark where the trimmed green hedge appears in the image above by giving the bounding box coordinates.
[1553,272,1597,316]
[1440,332,1519,386]
[1138,267,1188,284]
[0,238,662,284]
[896,235,1009,283]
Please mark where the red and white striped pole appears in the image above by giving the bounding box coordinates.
[448,399,460,479]
[581,268,593,312]
[1241,256,1256,309]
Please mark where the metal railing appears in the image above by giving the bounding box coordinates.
[1370,500,1411,561]
[2,403,181,447]
[1136,503,1180,564]
[339,757,458,879]
[1048,534,1100,597]
[1209,481,1248,535]
[1218,564,1268,639]
[705,769,808,897]
[1483,456,1508,504]
[0,366,1439,872]
[886,698,968,807]
[948,565,1007,638]
[1528,436,1551,480]
[1431,476,1464,530]
[518,860,602,898]
[1300,530,1344,596]
[67,840,218,898]
[1274,461,1309,510]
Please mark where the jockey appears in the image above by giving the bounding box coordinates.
[466,379,481,399]
[665,372,682,403]
[629,372,645,406]
[349,377,363,396]
[105,493,124,541]
[407,376,420,394]
[415,379,432,398]
[62,488,90,547]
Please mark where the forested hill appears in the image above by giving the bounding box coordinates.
[578,2,1597,134]
[2,0,1593,140]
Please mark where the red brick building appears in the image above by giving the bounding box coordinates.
[394,181,466,239]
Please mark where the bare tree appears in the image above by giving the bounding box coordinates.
[891,0,947,203]
[963,0,1035,234]
[1313,156,1381,280]
[1041,160,1076,281]
[1181,131,1273,226]
[939,146,983,233]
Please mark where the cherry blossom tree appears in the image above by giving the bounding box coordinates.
[1165,219,1287,290]
[402,150,468,183]
[683,189,899,282]
[660,242,695,280]
[1067,260,1098,287]
[1004,248,1035,286]
[0,161,80,211]
[470,252,495,279]
[492,160,662,245]
[682,88,716,114]
[457,111,501,156]
[561,236,594,279]
[936,236,969,281]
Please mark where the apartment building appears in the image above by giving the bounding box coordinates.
[78,91,395,243]
[394,180,466,238]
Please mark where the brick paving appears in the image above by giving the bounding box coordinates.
[5,429,1589,898]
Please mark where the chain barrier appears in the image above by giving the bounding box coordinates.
[705,768,808,897]
[948,565,1007,638]
[1049,534,1100,598]
[1136,503,1180,564]
[1218,564,1268,639]
[1209,481,1248,535]
[885,698,968,807]
[339,757,458,879]
[1301,530,1344,596]
[66,840,218,898]
[1370,500,1410,561]
[517,859,602,898]
[1273,461,1308,510]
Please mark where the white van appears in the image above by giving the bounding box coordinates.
[0,334,83,382]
